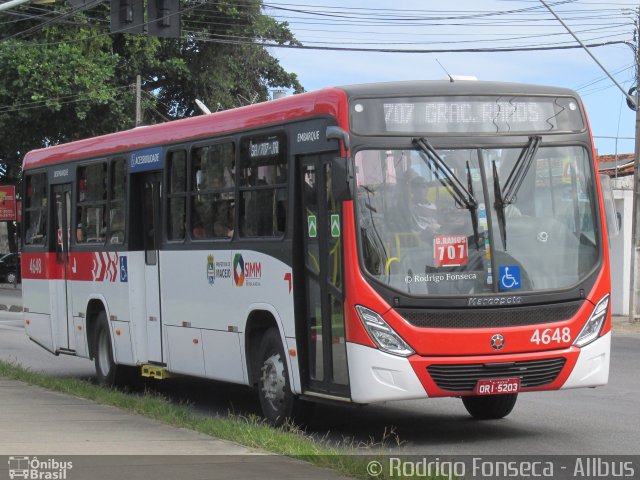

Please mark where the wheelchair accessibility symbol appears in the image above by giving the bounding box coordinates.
[499,266,521,291]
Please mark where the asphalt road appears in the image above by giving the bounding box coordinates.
[0,301,638,456]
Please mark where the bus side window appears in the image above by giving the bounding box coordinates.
[167,150,187,241]
[189,142,234,240]
[109,158,127,244]
[239,132,287,238]
[24,173,48,246]
[77,162,107,244]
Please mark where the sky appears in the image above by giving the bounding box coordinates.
[263,0,639,156]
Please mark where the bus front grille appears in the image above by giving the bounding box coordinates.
[427,357,567,392]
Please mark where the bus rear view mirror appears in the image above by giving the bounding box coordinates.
[332,156,352,202]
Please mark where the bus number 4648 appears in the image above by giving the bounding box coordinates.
[29,258,42,275]
[530,327,571,345]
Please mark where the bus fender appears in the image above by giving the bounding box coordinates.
[243,303,301,395]
[84,294,112,360]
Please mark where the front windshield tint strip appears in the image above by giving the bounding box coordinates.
[354,145,600,297]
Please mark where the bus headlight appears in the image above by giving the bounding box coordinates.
[573,294,609,348]
[355,305,415,357]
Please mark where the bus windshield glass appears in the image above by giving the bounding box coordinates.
[355,145,600,296]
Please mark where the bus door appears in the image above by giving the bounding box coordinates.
[52,183,73,351]
[138,172,164,363]
[300,154,350,398]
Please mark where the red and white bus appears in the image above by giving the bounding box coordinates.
[21,80,613,423]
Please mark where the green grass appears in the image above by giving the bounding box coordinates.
[0,360,412,479]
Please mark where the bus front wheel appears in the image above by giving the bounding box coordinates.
[256,328,310,426]
[461,393,518,420]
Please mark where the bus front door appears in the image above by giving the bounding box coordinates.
[140,172,163,363]
[300,154,350,398]
[52,183,73,351]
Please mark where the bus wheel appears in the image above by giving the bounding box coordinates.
[94,312,133,387]
[461,393,518,420]
[257,328,309,426]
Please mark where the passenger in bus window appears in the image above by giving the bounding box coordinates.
[76,223,84,242]
[192,219,206,239]
[214,201,234,238]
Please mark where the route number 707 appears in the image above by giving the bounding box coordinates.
[530,327,571,345]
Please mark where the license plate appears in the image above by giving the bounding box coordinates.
[474,377,521,395]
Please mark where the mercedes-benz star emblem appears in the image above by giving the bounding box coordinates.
[490,334,505,350]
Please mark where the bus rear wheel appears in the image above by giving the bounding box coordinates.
[256,328,310,426]
[462,393,518,420]
[93,311,135,387]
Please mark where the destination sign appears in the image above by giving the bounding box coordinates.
[249,139,280,158]
[351,95,584,135]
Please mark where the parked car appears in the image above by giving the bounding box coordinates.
[0,253,20,284]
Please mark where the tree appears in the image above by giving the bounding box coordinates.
[0,0,303,183]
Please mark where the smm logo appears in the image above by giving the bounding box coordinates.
[233,253,245,286]
[246,261,262,278]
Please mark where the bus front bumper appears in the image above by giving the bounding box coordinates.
[347,332,610,403]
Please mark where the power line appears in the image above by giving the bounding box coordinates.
[0,85,131,114]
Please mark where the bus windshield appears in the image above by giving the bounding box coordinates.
[355,144,600,296]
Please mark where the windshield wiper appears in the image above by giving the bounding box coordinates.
[466,160,480,249]
[413,138,479,247]
[413,138,478,210]
[493,135,542,249]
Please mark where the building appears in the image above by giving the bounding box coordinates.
[598,153,634,315]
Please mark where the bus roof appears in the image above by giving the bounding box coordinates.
[22,80,579,170]
[338,80,578,98]
[22,87,348,170]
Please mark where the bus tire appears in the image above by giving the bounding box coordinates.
[256,328,310,426]
[93,311,135,387]
[461,393,518,420]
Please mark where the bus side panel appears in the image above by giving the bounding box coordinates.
[22,253,55,352]
[72,316,89,358]
[126,251,148,364]
[159,249,296,386]
[24,311,54,353]
[165,325,205,376]
[67,251,134,363]
[201,329,244,383]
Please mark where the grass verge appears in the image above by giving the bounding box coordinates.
[0,360,395,479]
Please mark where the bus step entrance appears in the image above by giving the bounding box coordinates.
[141,364,173,380]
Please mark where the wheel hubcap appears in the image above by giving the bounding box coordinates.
[260,352,286,411]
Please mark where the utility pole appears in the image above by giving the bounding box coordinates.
[540,1,640,319]
[135,74,142,127]
[629,8,640,322]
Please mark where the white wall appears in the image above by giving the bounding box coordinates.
[609,176,633,315]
